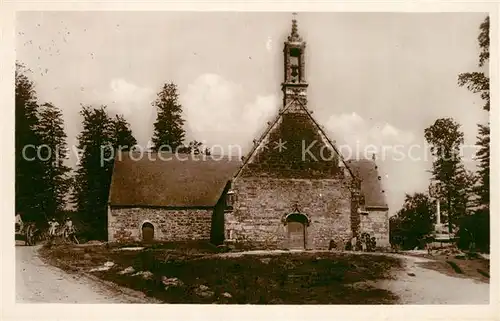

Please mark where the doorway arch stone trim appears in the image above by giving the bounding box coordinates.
[282,212,311,226]
[140,220,155,241]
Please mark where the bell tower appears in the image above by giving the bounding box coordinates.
[282,15,308,113]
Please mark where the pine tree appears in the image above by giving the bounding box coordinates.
[474,124,489,207]
[72,105,115,240]
[456,16,490,251]
[113,114,137,151]
[458,16,490,210]
[151,82,186,152]
[72,107,137,240]
[37,102,71,220]
[15,62,46,224]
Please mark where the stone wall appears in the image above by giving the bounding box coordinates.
[224,177,353,250]
[108,207,212,243]
[359,209,389,247]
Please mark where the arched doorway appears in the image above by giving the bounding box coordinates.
[286,213,308,250]
[142,222,154,243]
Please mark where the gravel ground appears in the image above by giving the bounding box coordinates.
[16,245,158,303]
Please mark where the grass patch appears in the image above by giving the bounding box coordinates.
[446,260,463,274]
[40,244,402,304]
[477,269,489,278]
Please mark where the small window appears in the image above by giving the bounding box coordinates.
[226,190,235,211]
[290,47,301,57]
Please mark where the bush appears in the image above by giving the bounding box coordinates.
[457,209,489,253]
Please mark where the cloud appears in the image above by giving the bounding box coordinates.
[325,112,429,215]
[265,36,273,52]
[92,78,155,147]
[326,112,416,154]
[181,73,277,154]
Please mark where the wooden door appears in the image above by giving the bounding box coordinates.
[287,221,305,249]
[142,223,154,243]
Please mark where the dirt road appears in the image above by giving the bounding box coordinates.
[379,254,490,304]
[16,245,158,303]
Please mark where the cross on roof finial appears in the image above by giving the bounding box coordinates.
[288,12,302,42]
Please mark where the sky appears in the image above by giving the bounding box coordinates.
[16,12,489,214]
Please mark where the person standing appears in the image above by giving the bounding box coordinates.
[64,217,78,243]
[48,218,59,238]
[15,213,24,233]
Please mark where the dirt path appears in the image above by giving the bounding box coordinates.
[16,245,158,303]
[378,254,490,304]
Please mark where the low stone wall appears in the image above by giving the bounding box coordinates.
[108,207,212,243]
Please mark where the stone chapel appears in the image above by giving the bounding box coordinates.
[107,18,390,250]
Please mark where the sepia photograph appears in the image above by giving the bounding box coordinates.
[8,8,494,310]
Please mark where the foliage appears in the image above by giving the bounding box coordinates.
[178,140,211,155]
[72,106,137,240]
[112,114,138,152]
[456,16,490,252]
[72,105,115,240]
[390,193,434,250]
[37,102,72,220]
[474,124,490,208]
[457,15,490,210]
[151,82,186,152]
[457,208,489,253]
[457,16,489,110]
[446,260,463,274]
[15,62,49,224]
[424,118,472,233]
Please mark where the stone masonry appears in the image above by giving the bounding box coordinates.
[108,207,212,243]
[224,177,353,250]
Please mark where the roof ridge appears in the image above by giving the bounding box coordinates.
[232,98,297,179]
[292,97,357,180]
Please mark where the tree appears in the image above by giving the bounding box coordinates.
[456,16,490,252]
[15,62,46,224]
[37,102,71,220]
[390,193,435,250]
[113,114,137,152]
[458,16,490,210]
[151,82,186,152]
[424,118,469,234]
[72,107,137,240]
[178,140,212,155]
[72,105,115,240]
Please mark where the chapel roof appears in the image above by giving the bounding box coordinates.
[108,151,242,208]
[108,151,387,209]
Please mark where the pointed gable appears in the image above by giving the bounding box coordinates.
[235,98,353,180]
